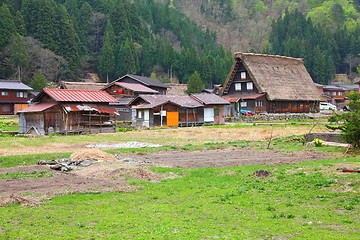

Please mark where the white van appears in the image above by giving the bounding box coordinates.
[320,102,337,111]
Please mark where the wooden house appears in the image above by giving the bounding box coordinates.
[129,94,229,127]
[102,81,160,121]
[220,53,320,115]
[0,80,33,115]
[18,88,118,135]
[111,74,168,95]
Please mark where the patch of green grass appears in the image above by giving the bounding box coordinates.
[0,157,358,239]
[0,152,71,168]
[0,170,52,179]
[0,120,18,132]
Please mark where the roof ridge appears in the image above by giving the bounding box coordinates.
[46,88,102,92]
[234,52,303,62]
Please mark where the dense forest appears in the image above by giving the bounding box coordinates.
[0,0,232,89]
[0,0,359,89]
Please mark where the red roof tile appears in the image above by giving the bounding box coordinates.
[63,104,119,115]
[43,88,117,103]
[222,96,241,103]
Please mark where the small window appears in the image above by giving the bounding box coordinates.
[246,82,253,90]
[235,83,242,91]
[16,92,26,98]
[255,101,263,107]
[138,111,142,119]
[338,92,342,96]
[332,92,336,96]
[240,101,247,107]
[1,91,8,96]
[240,72,246,79]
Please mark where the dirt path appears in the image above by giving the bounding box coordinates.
[0,148,332,204]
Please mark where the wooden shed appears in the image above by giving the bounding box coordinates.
[18,88,118,134]
[220,53,321,115]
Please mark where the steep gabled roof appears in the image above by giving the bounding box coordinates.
[190,93,229,105]
[0,80,33,90]
[114,74,167,88]
[59,81,106,91]
[221,53,321,101]
[33,88,117,103]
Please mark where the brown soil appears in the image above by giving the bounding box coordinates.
[0,147,332,205]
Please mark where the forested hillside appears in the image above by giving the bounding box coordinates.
[0,0,232,88]
[170,0,360,84]
[0,0,359,88]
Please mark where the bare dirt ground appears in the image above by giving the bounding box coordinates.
[0,147,333,205]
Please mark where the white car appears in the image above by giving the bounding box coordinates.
[320,102,337,111]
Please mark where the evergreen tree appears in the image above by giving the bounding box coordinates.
[99,20,115,83]
[29,70,48,91]
[186,71,204,94]
[9,34,29,81]
[15,11,26,35]
[0,4,16,50]
[116,38,139,77]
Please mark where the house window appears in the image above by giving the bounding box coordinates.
[338,92,342,96]
[240,101,247,107]
[235,83,242,91]
[138,111,142,119]
[255,101,263,107]
[331,92,336,96]
[1,91,8,96]
[1,104,10,112]
[246,82,253,90]
[240,72,246,79]
[16,92,27,98]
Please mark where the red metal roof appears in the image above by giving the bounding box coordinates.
[222,96,241,103]
[241,93,265,100]
[43,88,118,103]
[63,104,119,115]
[115,82,158,93]
[18,102,57,113]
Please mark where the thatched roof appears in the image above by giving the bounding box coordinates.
[166,83,187,95]
[221,53,321,101]
[59,81,106,91]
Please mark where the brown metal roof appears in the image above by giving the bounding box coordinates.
[190,93,229,105]
[18,102,57,113]
[222,96,241,103]
[115,82,158,93]
[41,88,118,103]
[133,95,203,108]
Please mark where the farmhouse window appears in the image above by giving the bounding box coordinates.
[246,82,253,90]
[1,104,10,112]
[240,101,247,107]
[1,91,8,96]
[332,92,336,96]
[255,101,263,107]
[138,111,142,119]
[235,83,242,91]
[16,92,27,98]
[240,72,246,79]
[338,92,342,96]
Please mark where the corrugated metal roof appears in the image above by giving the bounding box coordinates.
[0,80,33,90]
[191,93,229,105]
[115,82,159,93]
[18,102,57,113]
[43,88,118,103]
[139,95,203,108]
[63,104,119,115]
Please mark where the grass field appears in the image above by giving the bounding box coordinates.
[0,119,358,239]
[0,157,359,239]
